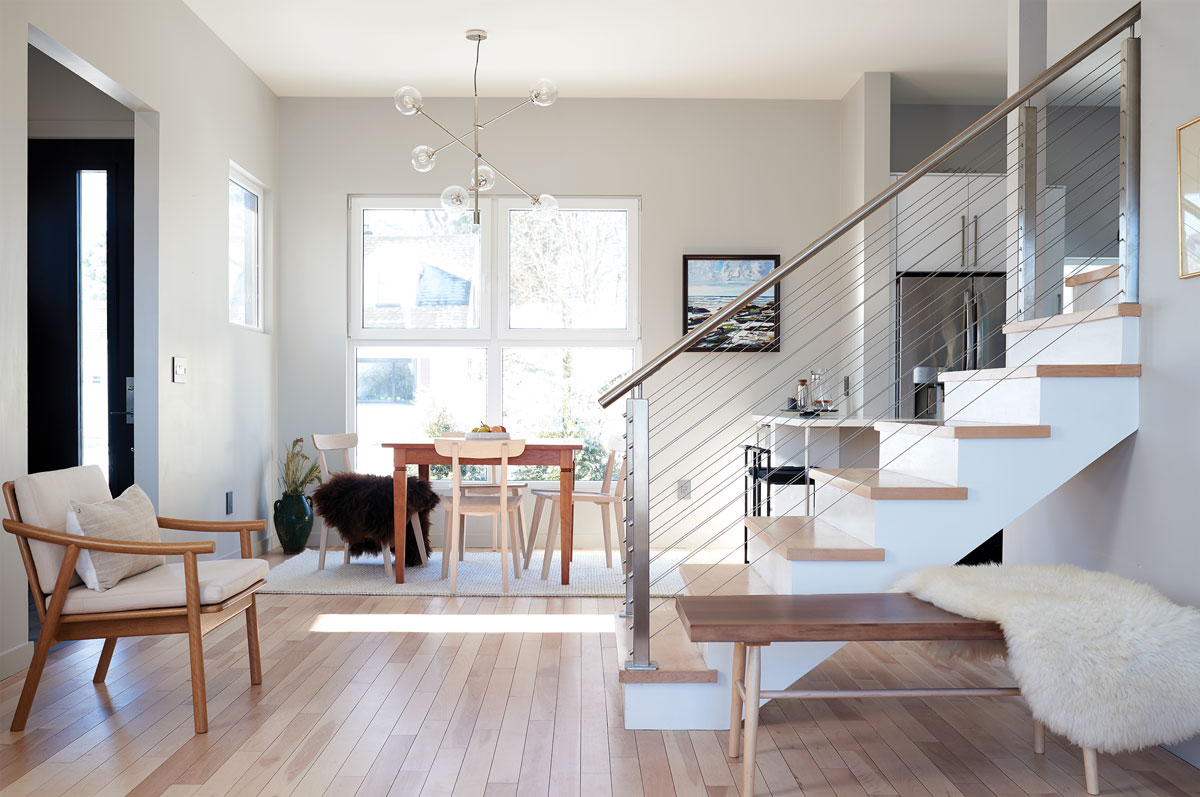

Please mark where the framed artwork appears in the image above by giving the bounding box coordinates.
[682,254,781,352]
[1179,116,1200,278]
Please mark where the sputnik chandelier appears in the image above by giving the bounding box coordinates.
[394,29,558,225]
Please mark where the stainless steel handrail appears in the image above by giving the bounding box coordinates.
[598,2,1140,409]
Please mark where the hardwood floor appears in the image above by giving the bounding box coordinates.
[2,564,1199,795]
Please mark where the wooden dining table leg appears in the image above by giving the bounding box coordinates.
[559,449,574,585]
[393,448,409,584]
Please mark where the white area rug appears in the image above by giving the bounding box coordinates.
[896,563,1200,753]
[261,548,689,597]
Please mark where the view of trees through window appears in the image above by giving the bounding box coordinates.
[350,198,638,483]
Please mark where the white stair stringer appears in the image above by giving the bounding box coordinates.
[624,373,1139,730]
[1006,315,1139,366]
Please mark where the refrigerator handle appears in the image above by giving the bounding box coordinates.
[972,288,983,370]
[962,288,974,371]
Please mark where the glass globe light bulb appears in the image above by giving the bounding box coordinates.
[532,193,559,218]
[470,164,497,192]
[394,86,423,115]
[441,185,472,215]
[411,145,437,173]
[529,78,558,107]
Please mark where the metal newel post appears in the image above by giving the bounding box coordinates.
[1017,104,1039,320]
[1120,33,1140,303]
[624,386,656,672]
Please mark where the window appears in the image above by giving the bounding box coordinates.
[349,196,639,481]
[228,167,263,328]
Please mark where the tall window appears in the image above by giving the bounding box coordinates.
[228,167,263,329]
[349,196,639,481]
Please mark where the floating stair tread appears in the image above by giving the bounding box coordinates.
[744,516,884,561]
[1001,302,1140,334]
[874,420,1050,439]
[1064,264,1121,287]
[810,468,967,500]
[939,364,1141,382]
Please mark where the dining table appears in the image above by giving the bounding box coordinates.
[383,438,585,585]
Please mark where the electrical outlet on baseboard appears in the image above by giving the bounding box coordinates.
[677,479,692,500]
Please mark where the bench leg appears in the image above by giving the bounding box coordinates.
[1083,747,1099,795]
[729,642,746,758]
[1033,719,1045,755]
[742,644,763,797]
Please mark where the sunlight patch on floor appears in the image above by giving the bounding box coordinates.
[309,613,617,634]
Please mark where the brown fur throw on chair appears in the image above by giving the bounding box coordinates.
[311,474,439,566]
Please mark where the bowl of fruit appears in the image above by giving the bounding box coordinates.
[466,423,510,440]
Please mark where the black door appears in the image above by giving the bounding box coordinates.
[28,139,135,493]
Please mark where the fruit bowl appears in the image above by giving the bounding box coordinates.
[465,431,511,440]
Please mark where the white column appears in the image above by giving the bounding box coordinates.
[1006,0,1049,321]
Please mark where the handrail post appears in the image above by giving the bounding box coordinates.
[1120,33,1140,303]
[1017,104,1039,320]
[624,386,656,672]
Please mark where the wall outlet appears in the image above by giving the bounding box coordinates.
[225,491,233,515]
[677,479,692,500]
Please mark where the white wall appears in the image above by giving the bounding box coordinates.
[277,96,853,549]
[27,45,132,138]
[0,0,278,679]
[1004,0,1200,767]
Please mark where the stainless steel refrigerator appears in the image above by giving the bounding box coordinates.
[897,272,1007,420]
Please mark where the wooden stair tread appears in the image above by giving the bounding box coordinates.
[874,420,1050,439]
[675,593,1003,643]
[939,364,1141,382]
[810,468,967,500]
[1001,302,1139,334]
[1064,264,1121,287]
[744,516,884,561]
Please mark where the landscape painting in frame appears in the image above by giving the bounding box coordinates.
[683,255,781,352]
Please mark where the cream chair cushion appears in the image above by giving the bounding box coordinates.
[13,465,111,593]
[60,558,269,615]
[67,484,164,590]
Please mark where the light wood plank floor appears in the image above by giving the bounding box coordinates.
[2,574,1199,795]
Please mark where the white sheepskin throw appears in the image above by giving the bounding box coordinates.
[894,563,1200,754]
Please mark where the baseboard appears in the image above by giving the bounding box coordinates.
[1167,736,1200,769]
[0,640,34,679]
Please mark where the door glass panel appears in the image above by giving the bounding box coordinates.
[79,170,108,471]
[354,346,488,479]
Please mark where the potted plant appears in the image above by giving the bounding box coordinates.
[274,438,322,554]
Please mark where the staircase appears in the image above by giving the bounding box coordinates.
[603,5,1143,731]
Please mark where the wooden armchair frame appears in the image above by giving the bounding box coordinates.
[2,481,267,734]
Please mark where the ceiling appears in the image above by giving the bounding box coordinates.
[181,0,1135,103]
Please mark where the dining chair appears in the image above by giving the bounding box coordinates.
[525,435,626,580]
[312,432,427,578]
[435,432,525,560]
[434,437,526,594]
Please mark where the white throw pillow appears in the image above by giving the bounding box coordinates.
[66,484,164,591]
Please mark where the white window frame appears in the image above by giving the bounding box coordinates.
[346,195,642,482]
[228,163,265,331]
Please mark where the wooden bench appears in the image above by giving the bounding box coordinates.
[676,594,1100,796]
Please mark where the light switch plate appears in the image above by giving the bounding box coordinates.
[172,357,188,384]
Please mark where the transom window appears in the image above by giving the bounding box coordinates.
[348,196,640,481]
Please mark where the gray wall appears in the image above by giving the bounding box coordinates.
[892,102,1120,259]
[1005,0,1200,768]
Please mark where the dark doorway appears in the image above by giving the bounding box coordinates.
[27,139,135,494]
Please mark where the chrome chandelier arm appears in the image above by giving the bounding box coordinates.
[475,153,537,202]
[480,97,534,128]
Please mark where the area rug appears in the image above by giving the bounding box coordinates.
[895,563,1200,753]
[260,548,690,597]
